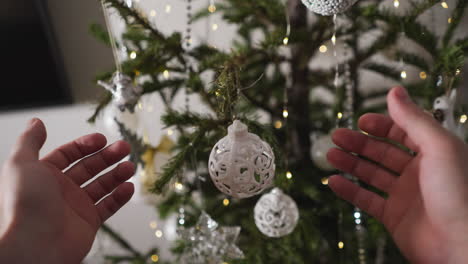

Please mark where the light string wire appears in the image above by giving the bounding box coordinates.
[283,6,291,180]
[100,0,123,74]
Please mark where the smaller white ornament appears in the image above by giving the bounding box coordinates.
[301,0,358,16]
[433,89,466,140]
[98,72,143,112]
[311,133,336,171]
[254,188,299,238]
[208,120,275,199]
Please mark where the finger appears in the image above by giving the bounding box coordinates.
[329,175,386,222]
[332,128,413,174]
[41,133,107,170]
[387,86,453,151]
[96,182,134,224]
[65,141,131,186]
[11,118,47,162]
[358,113,418,151]
[327,148,396,193]
[85,161,135,203]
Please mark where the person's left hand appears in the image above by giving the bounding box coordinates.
[0,118,135,264]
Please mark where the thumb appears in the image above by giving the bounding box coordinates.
[387,86,451,151]
[11,118,47,162]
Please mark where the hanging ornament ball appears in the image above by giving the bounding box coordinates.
[311,133,336,171]
[301,0,358,16]
[98,72,143,112]
[208,120,276,199]
[254,188,299,238]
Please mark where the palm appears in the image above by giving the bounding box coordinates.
[327,92,468,264]
[1,120,134,264]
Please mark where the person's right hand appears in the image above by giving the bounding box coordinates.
[327,87,468,264]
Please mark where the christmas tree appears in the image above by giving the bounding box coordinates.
[89,0,468,263]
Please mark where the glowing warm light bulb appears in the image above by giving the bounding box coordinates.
[151,254,159,262]
[321,177,329,185]
[212,23,219,31]
[393,0,400,8]
[167,129,174,136]
[400,70,407,79]
[165,5,172,13]
[460,115,467,124]
[130,51,137,59]
[441,1,449,8]
[149,221,158,229]
[163,70,170,79]
[150,10,157,17]
[338,241,344,249]
[208,4,217,13]
[223,198,230,206]
[354,212,361,219]
[283,109,289,118]
[337,112,343,119]
[286,171,293,179]
[174,182,184,191]
[155,230,163,238]
[319,45,328,53]
[419,71,427,80]
[283,37,289,45]
[331,34,336,45]
[448,17,453,23]
[274,120,283,129]
[456,69,461,75]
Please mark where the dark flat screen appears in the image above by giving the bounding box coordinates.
[1,0,71,111]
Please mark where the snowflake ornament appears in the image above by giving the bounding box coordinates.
[301,0,358,16]
[208,120,276,199]
[178,212,245,264]
[254,188,299,238]
[98,72,143,112]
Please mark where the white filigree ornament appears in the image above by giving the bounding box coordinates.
[98,72,143,112]
[178,212,245,264]
[254,188,299,238]
[301,0,358,16]
[311,133,336,171]
[208,120,276,199]
[433,89,466,140]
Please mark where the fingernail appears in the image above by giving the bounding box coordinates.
[28,118,39,128]
[394,87,410,102]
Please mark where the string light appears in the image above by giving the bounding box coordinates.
[400,70,407,79]
[456,69,461,75]
[165,4,172,13]
[130,51,137,59]
[174,182,184,191]
[321,177,329,185]
[460,115,467,124]
[283,109,289,118]
[223,198,230,206]
[163,70,170,79]
[283,37,289,45]
[208,4,217,13]
[319,45,328,53]
[274,120,283,129]
[150,10,157,17]
[212,23,219,31]
[155,230,163,238]
[448,17,453,23]
[286,171,293,180]
[331,34,336,45]
[393,0,400,8]
[441,1,449,8]
[338,241,345,249]
[167,129,174,136]
[337,112,343,119]
[149,221,158,229]
[151,254,159,262]
[419,71,427,80]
